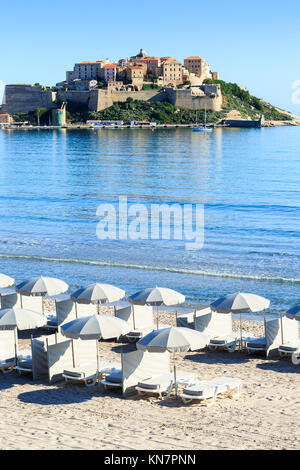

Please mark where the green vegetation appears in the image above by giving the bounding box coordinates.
[204,79,292,121]
[84,99,225,124]
[142,84,163,91]
[13,108,52,125]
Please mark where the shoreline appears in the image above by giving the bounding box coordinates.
[1,120,300,130]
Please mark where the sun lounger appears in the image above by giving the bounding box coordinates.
[0,353,16,374]
[15,349,33,375]
[180,376,242,406]
[44,314,59,330]
[278,341,300,359]
[245,337,266,354]
[63,361,121,387]
[125,327,154,342]
[100,368,123,389]
[136,374,174,399]
[135,370,197,400]
[208,334,238,353]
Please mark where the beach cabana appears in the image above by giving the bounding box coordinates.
[136,326,208,398]
[61,314,130,385]
[210,292,270,350]
[0,307,47,373]
[194,309,238,353]
[128,287,185,330]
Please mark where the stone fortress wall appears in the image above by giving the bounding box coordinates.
[1,84,222,115]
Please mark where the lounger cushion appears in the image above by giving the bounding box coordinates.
[105,369,122,384]
[279,342,300,352]
[63,367,97,378]
[210,335,237,345]
[182,383,215,397]
[137,374,172,390]
[246,337,266,348]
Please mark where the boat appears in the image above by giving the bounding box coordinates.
[192,106,213,132]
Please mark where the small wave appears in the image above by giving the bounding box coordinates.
[0,253,299,285]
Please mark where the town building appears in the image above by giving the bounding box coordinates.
[66,59,109,82]
[183,56,212,83]
[161,58,183,86]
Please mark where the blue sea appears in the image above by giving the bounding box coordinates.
[0,126,299,319]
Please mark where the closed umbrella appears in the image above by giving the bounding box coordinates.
[128,287,185,330]
[0,273,15,288]
[16,276,68,296]
[211,292,270,349]
[137,326,208,397]
[61,314,130,385]
[71,283,125,315]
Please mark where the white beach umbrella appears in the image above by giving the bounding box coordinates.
[128,287,185,330]
[286,304,300,321]
[0,308,47,330]
[0,273,15,288]
[210,292,270,349]
[61,314,130,341]
[61,314,130,385]
[16,276,68,296]
[137,327,209,398]
[71,283,125,314]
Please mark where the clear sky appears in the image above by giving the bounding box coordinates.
[1,0,300,113]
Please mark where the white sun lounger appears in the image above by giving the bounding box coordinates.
[100,368,123,389]
[125,327,154,342]
[135,370,197,400]
[208,334,239,353]
[278,341,300,359]
[15,349,33,375]
[63,361,121,387]
[180,376,242,406]
[0,353,16,374]
[245,337,266,354]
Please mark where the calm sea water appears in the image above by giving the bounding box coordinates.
[0,126,299,318]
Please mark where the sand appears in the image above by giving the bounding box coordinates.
[0,309,299,450]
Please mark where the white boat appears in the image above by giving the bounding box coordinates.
[192,106,213,132]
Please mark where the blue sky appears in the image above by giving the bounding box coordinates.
[1,0,300,113]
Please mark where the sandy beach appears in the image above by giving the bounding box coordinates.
[0,310,299,451]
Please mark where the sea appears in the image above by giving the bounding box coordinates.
[0,126,299,319]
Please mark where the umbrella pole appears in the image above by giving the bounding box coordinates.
[132,304,136,330]
[156,305,159,330]
[173,353,177,399]
[97,301,100,315]
[280,314,284,345]
[75,302,78,319]
[96,339,100,387]
[239,312,242,352]
[14,327,18,367]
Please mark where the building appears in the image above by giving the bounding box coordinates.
[66,60,109,82]
[183,56,212,82]
[72,79,97,91]
[161,58,183,86]
[0,113,13,125]
[125,66,144,90]
[102,64,118,83]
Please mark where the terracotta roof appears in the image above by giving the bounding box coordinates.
[184,56,203,60]
[104,64,117,69]
[79,61,102,64]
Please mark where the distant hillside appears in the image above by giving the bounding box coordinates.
[203,79,293,121]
